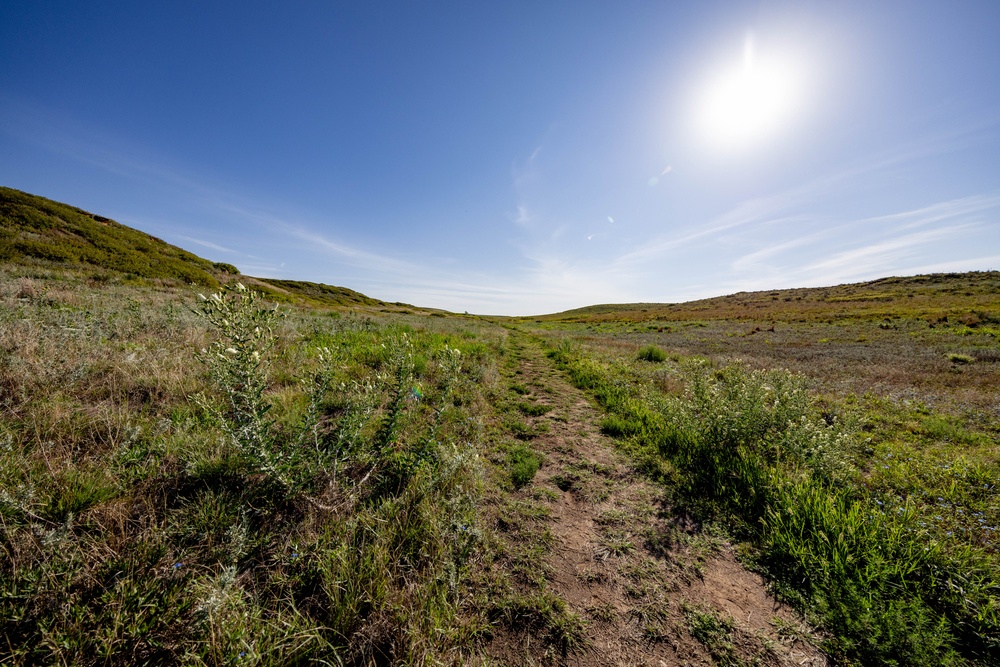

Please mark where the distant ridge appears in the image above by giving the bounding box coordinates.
[533,272,1000,323]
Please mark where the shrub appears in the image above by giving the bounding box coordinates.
[636,345,667,362]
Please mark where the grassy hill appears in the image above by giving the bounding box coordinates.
[0,186,425,313]
[536,271,1000,324]
[0,186,232,286]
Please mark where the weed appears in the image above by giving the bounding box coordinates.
[684,605,740,664]
[516,400,551,417]
[598,529,636,559]
[194,283,284,485]
[490,591,588,655]
[588,602,617,622]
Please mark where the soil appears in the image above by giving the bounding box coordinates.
[478,334,828,666]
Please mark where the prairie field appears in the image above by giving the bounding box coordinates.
[1,258,998,666]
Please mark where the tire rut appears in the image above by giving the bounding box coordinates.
[484,334,826,667]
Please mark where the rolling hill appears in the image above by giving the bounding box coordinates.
[533,271,1000,324]
[0,186,424,312]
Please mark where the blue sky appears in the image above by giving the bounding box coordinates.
[2,1,999,314]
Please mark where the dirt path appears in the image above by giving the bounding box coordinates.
[480,334,826,666]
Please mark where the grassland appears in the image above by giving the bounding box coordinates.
[1,187,998,665]
[516,278,1000,665]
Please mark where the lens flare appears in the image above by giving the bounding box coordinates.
[696,34,799,152]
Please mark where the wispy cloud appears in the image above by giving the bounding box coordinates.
[617,129,1000,270]
[727,194,1000,276]
[898,254,1000,274]
[802,224,979,281]
[855,194,1000,231]
[515,205,533,226]
[177,235,236,254]
[730,225,829,273]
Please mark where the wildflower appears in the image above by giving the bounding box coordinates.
[173,562,183,569]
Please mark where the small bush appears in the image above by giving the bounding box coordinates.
[636,345,667,362]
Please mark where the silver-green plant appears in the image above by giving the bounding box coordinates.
[194,283,285,485]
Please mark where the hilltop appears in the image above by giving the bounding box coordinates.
[0,186,231,286]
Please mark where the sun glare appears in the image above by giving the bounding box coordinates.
[696,35,799,152]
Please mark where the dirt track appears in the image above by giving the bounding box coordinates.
[480,334,826,666]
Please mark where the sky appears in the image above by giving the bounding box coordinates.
[2,1,1000,315]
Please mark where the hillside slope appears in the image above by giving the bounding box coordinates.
[0,186,231,286]
[0,186,415,311]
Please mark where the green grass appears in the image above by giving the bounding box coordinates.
[0,273,507,664]
[529,271,1000,325]
[4,187,1000,665]
[508,443,544,488]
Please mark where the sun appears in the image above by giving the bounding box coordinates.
[696,35,799,152]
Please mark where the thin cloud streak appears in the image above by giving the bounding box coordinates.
[616,128,1000,270]
[177,235,236,254]
[803,224,979,277]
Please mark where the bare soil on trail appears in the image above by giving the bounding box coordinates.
[480,335,827,666]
